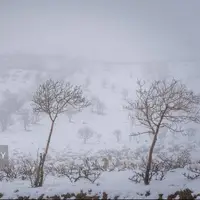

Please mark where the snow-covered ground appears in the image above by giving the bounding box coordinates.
[0,63,200,199]
[1,170,200,199]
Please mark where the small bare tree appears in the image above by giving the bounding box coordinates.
[78,126,94,144]
[125,78,200,185]
[113,129,122,143]
[64,106,78,123]
[32,79,90,187]
[30,111,40,124]
[91,97,106,115]
[0,108,13,132]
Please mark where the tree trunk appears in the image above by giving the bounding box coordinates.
[44,120,55,157]
[144,133,158,185]
[35,120,55,187]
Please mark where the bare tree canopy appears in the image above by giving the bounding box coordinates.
[125,78,200,185]
[32,79,90,121]
[126,78,200,135]
[31,79,90,187]
[78,126,94,144]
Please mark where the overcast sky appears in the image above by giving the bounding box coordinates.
[1,0,200,62]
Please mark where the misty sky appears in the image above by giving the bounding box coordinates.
[1,0,200,62]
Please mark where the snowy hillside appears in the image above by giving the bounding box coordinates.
[0,61,200,199]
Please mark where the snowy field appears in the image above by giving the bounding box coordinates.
[0,63,200,199]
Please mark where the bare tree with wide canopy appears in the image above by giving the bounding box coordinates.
[125,78,200,185]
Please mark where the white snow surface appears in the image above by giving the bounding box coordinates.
[0,64,200,199]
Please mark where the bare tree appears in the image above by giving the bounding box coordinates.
[30,111,40,125]
[91,97,106,115]
[78,126,94,144]
[182,127,196,137]
[17,109,30,131]
[0,109,11,131]
[125,78,200,185]
[1,90,24,113]
[32,79,90,187]
[113,129,122,143]
[64,106,78,123]
[95,101,106,115]
[122,88,129,99]
[0,90,25,131]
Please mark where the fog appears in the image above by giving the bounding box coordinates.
[1,0,200,62]
[2,1,200,197]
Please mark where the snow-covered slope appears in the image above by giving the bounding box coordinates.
[0,62,200,199]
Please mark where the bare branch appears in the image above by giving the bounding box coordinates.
[32,79,90,121]
[125,78,200,136]
[31,79,90,187]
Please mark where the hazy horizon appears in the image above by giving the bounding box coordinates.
[1,0,200,62]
